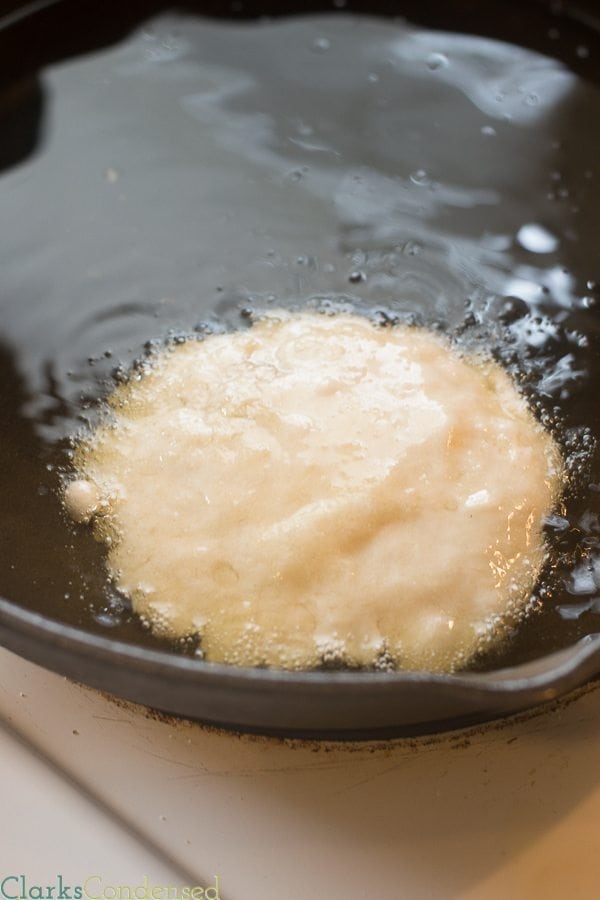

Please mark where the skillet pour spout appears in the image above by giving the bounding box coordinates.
[0,598,599,739]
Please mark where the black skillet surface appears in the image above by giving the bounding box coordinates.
[1,0,600,738]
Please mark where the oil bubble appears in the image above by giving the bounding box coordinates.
[401,240,422,256]
[426,52,448,71]
[410,168,430,186]
[487,295,529,325]
[348,270,366,284]
[311,37,331,52]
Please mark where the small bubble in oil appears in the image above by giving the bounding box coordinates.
[311,36,331,52]
[93,610,122,627]
[402,239,422,256]
[410,168,430,186]
[426,52,448,71]
[487,295,529,325]
[348,270,365,284]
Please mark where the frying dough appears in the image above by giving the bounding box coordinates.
[65,311,562,671]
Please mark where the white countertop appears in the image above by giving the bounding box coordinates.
[2,646,600,900]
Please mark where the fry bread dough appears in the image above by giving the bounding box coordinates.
[65,312,562,671]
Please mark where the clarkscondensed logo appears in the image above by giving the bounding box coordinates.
[0,876,221,900]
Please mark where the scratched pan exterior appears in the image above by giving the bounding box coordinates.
[0,0,600,738]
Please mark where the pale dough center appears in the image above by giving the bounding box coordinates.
[65,311,562,671]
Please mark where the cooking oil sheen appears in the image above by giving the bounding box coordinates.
[0,3,598,669]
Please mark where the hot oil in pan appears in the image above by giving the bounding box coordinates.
[0,2,599,669]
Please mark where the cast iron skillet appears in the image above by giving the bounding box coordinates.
[0,0,600,739]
